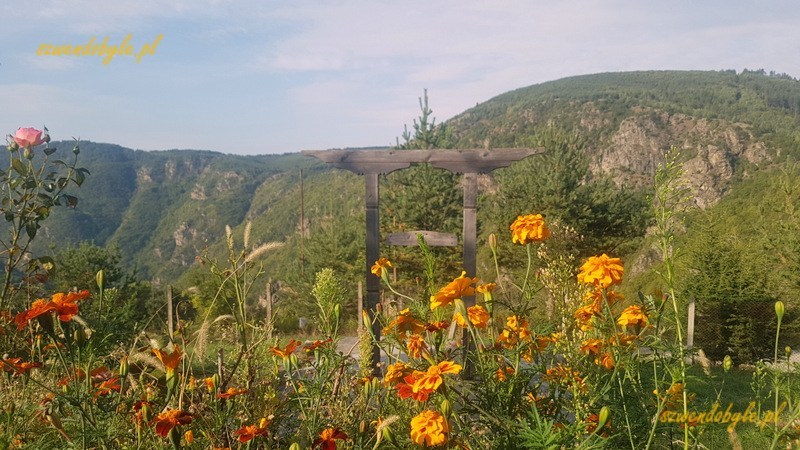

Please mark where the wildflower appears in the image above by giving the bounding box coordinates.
[94,377,121,398]
[497,315,532,348]
[425,320,451,333]
[152,345,182,377]
[383,362,411,386]
[184,430,194,444]
[312,427,348,449]
[495,366,515,382]
[586,412,612,435]
[371,258,392,278]
[584,288,623,311]
[216,387,248,399]
[577,254,623,288]
[303,338,333,353]
[510,214,550,245]
[430,271,477,310]
[454,305,489,329]
[1,358,42,376]
[14,290,91,330]
[617,305,648,329]
[655,383,695,409]
[406,334,427,359]
[232,417,271,443]
[411,361,462,393]
[595,352,615,370]
[149,409,193,437]
[476,283,496,294]
[580,338,604,356]
[204,376,216,393]
[132,400,152,426]
[544,364,587,393]
[410,410,449,447]
[269,339,301,359]
[383,309,426,339]
[573,304,598,331]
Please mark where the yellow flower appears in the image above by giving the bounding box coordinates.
[411,361,462,394]
[577,254,624,288]
[617,305,648,329]
[410,410,449,447]
[371,258,392,278]
[454,305,490,329]
[579,338,603,355]
[510,214,551,245]
[383,309,426,339]
[383,362,411,386]
[430,271,477,310]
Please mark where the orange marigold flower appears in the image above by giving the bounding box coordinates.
[312,427,348,450]
[580,338,604,356]
[510,214,550,245]
[454,305,490,329]
[573,304,598,331]
[232,417,271,443]
[497,315,532,348]
[595,352,615,370]
[371,258,392,278]
[577,254,624,288]
[495,366,515,382]
[383,362,411,386]
[149,409,193,437]
[584,288,623,311]
[406,334,427,359]
[50,290,91,322]
[269,339,301,359]
[544,364,587,393]
[383,309,426,340]
[396,373,432,402]
[152,345,182,376]
[216,387,248,399]
[410,410,449,447]
[476,282,496,294]
[430,271,477,310]
[617,305,648,329]
[204,376,216,393]
[412,361,462,393]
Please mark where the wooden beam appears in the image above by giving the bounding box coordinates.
[385,231,458,247]
[364,172,382,374]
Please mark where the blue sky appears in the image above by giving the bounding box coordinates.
[2,1,799,155]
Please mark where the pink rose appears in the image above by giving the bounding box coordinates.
[13,127,45,148]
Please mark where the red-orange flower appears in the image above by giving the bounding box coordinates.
[406,334,427,359]
[269,339,301,359]
[216,387,248,399]
[304,338,333,353]
[149,409,193,437]
[383,309,426,340]
[152,345,182,376]
[1,358,42,376]
[232,417,270,443]
[94,377,121,398]
[430,271,477,310]
[312,427,348,449]
[577,254,624,288]
[510,214,550,245]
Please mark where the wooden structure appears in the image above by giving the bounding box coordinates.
[304,148,544,371]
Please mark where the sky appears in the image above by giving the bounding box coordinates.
[2,1,799,156]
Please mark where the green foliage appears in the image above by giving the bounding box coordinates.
[311,268,347,338]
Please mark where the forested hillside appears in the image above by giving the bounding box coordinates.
[30,70,800,339]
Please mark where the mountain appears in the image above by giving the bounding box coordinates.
[31,70,800,294]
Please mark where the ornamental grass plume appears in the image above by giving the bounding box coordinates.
[510,214,551,245]
[577,254,624,288]
[410,410,449,447]
[430,271,478,310]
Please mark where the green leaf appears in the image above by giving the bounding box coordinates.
[11,158,28,176]
[44,146,57,156]
[25,222,37,239]
[64,195,78,208]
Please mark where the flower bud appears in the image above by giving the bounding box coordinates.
[42,127,50,143]
[23,147,33,159]
[359,420,367,434]
[488,233,497,252]
[440,399,452,419]
[362,377,374,399]
[72,144,80,155]
[184,430,194,444]
[7,139,19,152]
[786,346,792,360]
[73,328,87,347]
[597,406,610,431]
[333,303,341,325]
[119,356,129,378]
[96,270,105,292]
[723,355,732,372]
[289,443,301,450]
[775,301,785,322]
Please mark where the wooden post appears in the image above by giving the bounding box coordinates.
[462,172,477,305]
[365,172,382,374]
[265,278,273,340]
[687,298,695,350]
[357,281,363,330]
[167,285,174,339]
